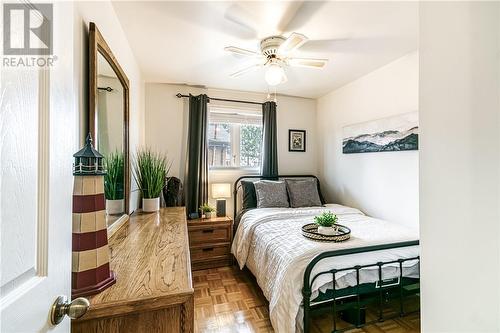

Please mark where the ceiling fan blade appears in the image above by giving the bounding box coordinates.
[278,32,308,55]
[224,4,259,38]
[277,1,326,33]
[224,46,261,57]
[159,2,257,40]
[288,58,328,68]
[229,64,262,78]
[300,37,391,53]
[275,2,303,33]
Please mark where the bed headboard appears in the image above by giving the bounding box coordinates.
[232,175,326,218]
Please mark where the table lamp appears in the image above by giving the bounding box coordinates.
[211,183,231,217]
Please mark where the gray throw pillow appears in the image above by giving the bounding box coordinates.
[254,180,289,208]
[286,179,323,208]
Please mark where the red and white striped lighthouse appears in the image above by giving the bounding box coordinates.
[72,133,116,297]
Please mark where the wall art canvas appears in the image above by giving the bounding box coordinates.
[289,129,306,152]
[342,111,418,154]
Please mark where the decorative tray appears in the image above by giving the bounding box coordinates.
[301,223,351,242]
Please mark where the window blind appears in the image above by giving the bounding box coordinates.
[209,106,262,125]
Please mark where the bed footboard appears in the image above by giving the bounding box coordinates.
[302,240,420,333]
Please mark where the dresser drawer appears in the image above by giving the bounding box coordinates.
[188,225,231,245]
[190,243,230,262]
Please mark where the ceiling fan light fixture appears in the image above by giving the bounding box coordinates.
[265,63,286,86]
[225,31,324,86]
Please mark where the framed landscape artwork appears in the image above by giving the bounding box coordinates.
[289,129,306,152]
[342,111,418,154]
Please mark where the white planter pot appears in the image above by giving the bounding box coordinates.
[205,212,213,219]
[143,197,160,213]
[317,226,337,236]
[106,199,124,215]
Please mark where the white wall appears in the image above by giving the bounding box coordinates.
[74,1,145,212]
[419,2,500,332]
[317,52,419,228]
[145,83,317,216]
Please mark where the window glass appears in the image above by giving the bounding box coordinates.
[240,124,262,168]
[207,123,232,167]
[208,107,262,169]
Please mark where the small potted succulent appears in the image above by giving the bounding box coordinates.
[199,203,216,219]
[314,211,339,236]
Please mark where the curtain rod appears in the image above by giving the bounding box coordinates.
[176,93,264,106]
[98,86,113,92]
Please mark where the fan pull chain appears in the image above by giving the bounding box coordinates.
[266,86,277,103]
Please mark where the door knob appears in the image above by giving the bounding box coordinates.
[50,295,90,325]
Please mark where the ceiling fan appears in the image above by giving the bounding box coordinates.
[225,32,328,86]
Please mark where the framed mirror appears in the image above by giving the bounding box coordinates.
[89,22,130,231]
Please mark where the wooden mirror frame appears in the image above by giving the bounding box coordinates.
[89,22,130,219]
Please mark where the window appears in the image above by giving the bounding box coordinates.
[208,106,262,169]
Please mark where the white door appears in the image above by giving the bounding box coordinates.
[1,1,76,332]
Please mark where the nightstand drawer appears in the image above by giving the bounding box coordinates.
[187,216,233,270]
[190,243,230,262]
[188,226,231,245]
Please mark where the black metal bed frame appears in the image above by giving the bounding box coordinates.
[233,174,325,218]
[302,240,420,332]
[233,175,420,333]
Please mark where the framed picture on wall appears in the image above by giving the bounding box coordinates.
[342,111,418,154]
[288,129,306,152]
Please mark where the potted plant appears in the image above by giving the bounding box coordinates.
[199,203,216,219]
[104,151,124,215]
[133,148,170,213]
[314,211,339,236]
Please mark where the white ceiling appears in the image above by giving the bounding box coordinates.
[112,1,418,99]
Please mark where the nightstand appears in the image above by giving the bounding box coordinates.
[187,216,233,271]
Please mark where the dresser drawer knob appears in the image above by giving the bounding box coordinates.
[202,229,214,233]
[202,247,214,252]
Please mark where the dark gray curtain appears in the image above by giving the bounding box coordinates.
[261,101,278,178]
[185,94,209,218]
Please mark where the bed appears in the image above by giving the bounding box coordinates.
[231,175,420,333]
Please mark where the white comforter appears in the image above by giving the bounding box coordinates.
[231,204,419,333]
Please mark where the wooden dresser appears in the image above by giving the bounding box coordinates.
[72,207,193,333]
[187,216,233,270]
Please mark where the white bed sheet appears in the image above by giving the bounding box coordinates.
[231,204,419,333]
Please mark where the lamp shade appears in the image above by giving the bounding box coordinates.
[211,183,231,198]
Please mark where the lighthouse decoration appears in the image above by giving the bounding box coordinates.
[72,133,116,297]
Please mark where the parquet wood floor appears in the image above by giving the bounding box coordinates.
[193,266,420,333]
